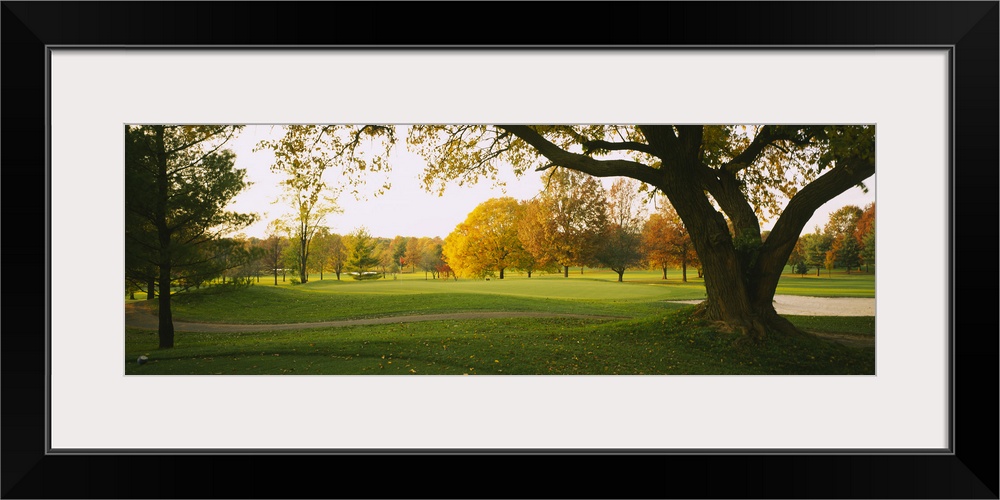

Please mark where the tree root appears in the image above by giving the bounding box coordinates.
[691,299,808,346]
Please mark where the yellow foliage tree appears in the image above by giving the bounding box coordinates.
[443,197,525,279]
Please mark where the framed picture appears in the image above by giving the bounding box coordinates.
[3,2,996,498]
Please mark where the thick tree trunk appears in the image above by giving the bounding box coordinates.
[563,265,569,278]
[527,270,532,278]
[652,150,790,341]
[146,280,155,300]
[617,271,623,282]
[499,268,505,279]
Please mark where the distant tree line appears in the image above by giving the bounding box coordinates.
[786,202,876,276]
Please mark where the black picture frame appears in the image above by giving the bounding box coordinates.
[3,2,997,498]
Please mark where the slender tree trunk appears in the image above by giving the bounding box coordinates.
[299,232,308,284]
[681,261,687,283]
[499,268,505,279]
[527,270,532,278]
[129,291,135,300]
[662,267,667,280]
[153,126,174,349]
[146,280,155,300]
[157,260,174,348]
[274,269,278,286]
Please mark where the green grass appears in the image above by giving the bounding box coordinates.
[774,271,876,298]
[784,315,876,336]
[143,272,707,324]
[125,307,874,375]
[134,267,872,325]
[126,266,875,375]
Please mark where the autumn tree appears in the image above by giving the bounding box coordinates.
[419,237,445,279]
[443,197,525,279]
[308,227,334,280]
[523,168,608,278]
[376,238,398,278]
[516,198,560,277]
[824,205,864,273]
[325,233,348,280]
[642,209,673,280]
[404,237,422,274]
[854,202,876,272]
[642,200,699,282]
[256,125,395,283]
[407,124,874,340]
[124,125,255,348]
[595,178,644,282]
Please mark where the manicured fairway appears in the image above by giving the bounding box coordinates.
[126,266,875,375]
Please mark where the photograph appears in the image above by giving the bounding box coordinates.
[4,0,995,497]
[124,124,876,376]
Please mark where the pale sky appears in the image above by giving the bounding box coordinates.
[222,125,874,240]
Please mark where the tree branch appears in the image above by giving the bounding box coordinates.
[499,125,661,186]
[751,157,876,300]
[581,139,655,156]
[722,125,818,174]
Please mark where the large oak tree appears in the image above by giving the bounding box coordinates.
[408,124,875,340]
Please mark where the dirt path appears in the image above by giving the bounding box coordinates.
[124,302,622,333]
[126,296,875,349]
